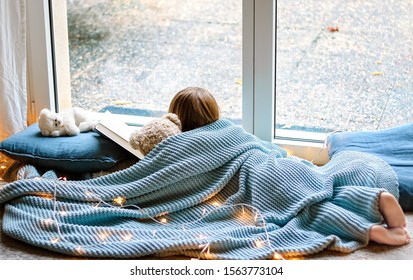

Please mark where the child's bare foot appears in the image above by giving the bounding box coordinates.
[378,192,406,228]
[369,225,410,246]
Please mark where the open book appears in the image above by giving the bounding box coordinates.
[95,117,145,159]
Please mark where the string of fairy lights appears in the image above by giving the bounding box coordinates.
[34,176,285,260]
[0,156,284,259]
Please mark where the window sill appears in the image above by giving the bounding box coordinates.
[274,139,328,166]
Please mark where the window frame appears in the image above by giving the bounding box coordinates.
[242,0,328,164]
[26,0,56,118]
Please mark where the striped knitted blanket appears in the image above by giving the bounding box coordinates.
[0,119,399,259]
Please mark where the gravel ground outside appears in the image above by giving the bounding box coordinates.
[68,0,413,132]
[67,0,242,121]
[276,0,413,132]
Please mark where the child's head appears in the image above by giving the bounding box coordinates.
[168,87,220,132]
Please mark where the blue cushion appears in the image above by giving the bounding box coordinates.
[327,123,413,211]
[0,123,131,173]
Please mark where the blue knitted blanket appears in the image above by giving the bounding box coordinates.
[0,119,399,259]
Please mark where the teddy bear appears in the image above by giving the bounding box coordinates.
[129,113,182,156]
[38,107,98,137]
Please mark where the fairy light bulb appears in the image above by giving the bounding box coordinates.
[113,196,126,206]
[254,239,265,248]
[97,231,110,241]
[50,237,60,244]
[75,246,85,255]
[43,218,54,226]
[197,234,207,240]
[85,190,94,197]
[272,252,283,260]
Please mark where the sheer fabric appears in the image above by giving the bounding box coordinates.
[0,0,27,141]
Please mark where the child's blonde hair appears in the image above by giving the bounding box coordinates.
[168,87,220,132]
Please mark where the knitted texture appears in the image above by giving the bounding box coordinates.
[0,119,399,259]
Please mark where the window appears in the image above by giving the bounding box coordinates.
[27,0,328,163]
[63,0,242,124]
[275,0,413,163]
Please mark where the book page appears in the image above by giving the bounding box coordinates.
[95,115,144,159]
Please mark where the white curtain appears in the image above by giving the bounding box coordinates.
[0,0,27,141]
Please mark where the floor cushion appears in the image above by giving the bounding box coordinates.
[327,123,413,211]
[0,123,132,174]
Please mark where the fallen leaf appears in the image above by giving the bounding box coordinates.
[327,26,339,32]
[372,72,384,76]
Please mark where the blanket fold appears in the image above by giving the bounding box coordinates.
[0,119,398,259]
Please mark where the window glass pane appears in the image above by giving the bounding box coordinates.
[276,0,413,136]
[67,0,242,122]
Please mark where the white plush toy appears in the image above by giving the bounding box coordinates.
[38,107,98,137]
